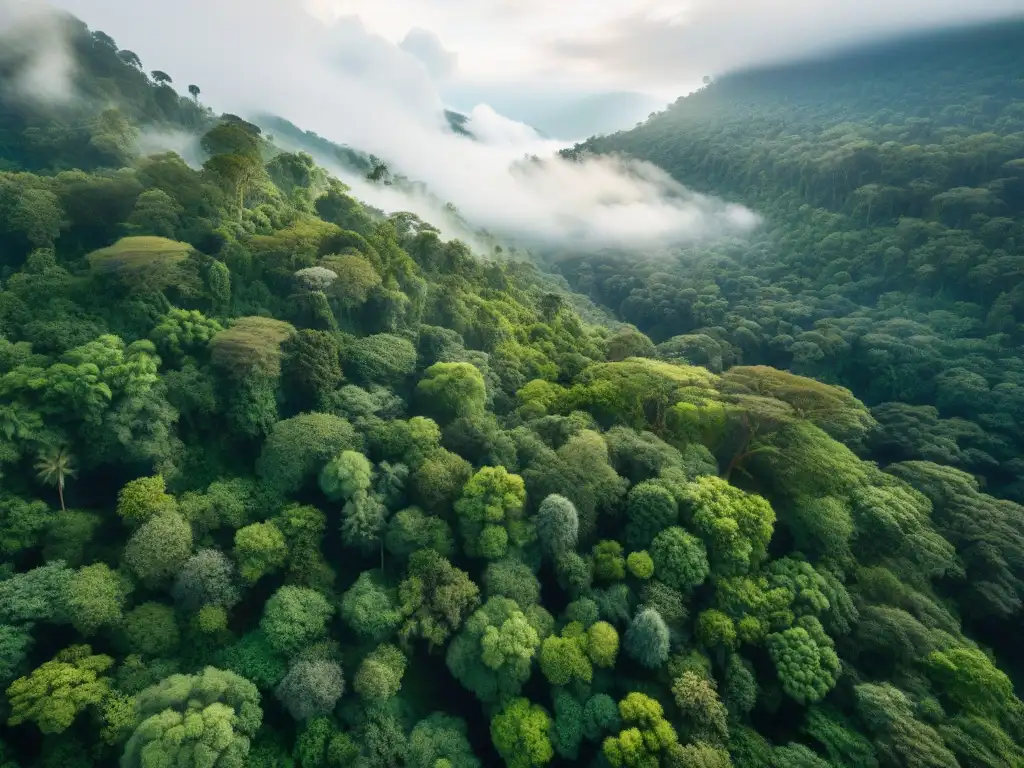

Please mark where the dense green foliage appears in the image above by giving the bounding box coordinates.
[0,13,1021,768]
[561,21,1024,507]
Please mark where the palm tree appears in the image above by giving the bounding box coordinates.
[35,444,76,511]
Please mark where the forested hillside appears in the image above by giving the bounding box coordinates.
[560,20,1024,504]
[1,11,1024,768]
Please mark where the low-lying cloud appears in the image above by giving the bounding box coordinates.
[37,0,759,250]
[0,0,76,104]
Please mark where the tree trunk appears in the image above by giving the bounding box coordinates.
[57,478,66,512]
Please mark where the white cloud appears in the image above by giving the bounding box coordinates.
[44,0,760,250]
[399,27,457,80]
[0,0,77,104]
[549,0,1024,84]
[287,0,1024,89]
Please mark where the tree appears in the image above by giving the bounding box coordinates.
[491,698,554,768]
[408,713,480,768]
[536,494,579,559]
[366,157,391,184]
[188,84,200,102]
[257,413,360,496]
[6,645,113,734]
[627,551,654,580]
[341,570,403,642]
[319,450,372,501]
[203,153,264,218]
[606,326,656,361]
[889,460,1024,619]
[0,496,51,558]
[539,623,592,687]
[341,490,388,559]
[413,448,473,510]
[593,540,626,582]
[345,333,417,386]
[855,683,958,768]
[320,253,381,313]
[525,429,627,541]
[260,586,334,656]
[398,549,480,649]
[0,561,72,624]
[672,671,728,745]
[63,563,130,635]
[603,692,678,768]
[385,506,454,559]
[150,308,222,363]
[211,316,296,380]
[354,644,407,705]
[126,189,183,238]
[87,236,195,295]
[35,444,76,511]
[122,667,262,768]
[485,557,544,610]
[446,596,542,703]
[116,474,177,525]
[553,692,584,760]
[624,608,670,669]
[587,621,620,668]
[151,70,173,84]
[122,602,180,657]
[802,707,878,768]
[283,330,343,410]
[234,522,287,584]
[924,646,1015,718]
[0,621,30,681]
[295,717,358,768]
[173,549,241,612]
[9,188,64,248]
[720,367,875,446]
[118,49,142,68]
[217,631,287,691]
[651,526,710,593]
[697,610,738,651]
[275,503,333,589]
[276,659,344,720]
[454,466,529,559]
[355,709,409,767]
[417,362,487,422]
[123,511,193,587]
[583,693,621,743]
[682,476,775,577]
[201,122,260,158]
[625,480,678,550]
[195,605,228,635]
[766,617,840,704]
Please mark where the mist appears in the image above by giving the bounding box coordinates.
[0,1,76,104]
[37,0,759,250]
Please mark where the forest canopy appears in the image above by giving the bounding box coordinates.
[0,11,1021,768]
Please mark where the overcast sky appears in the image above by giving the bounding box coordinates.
[321,0,1024,96]
[49,0,1024,99]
